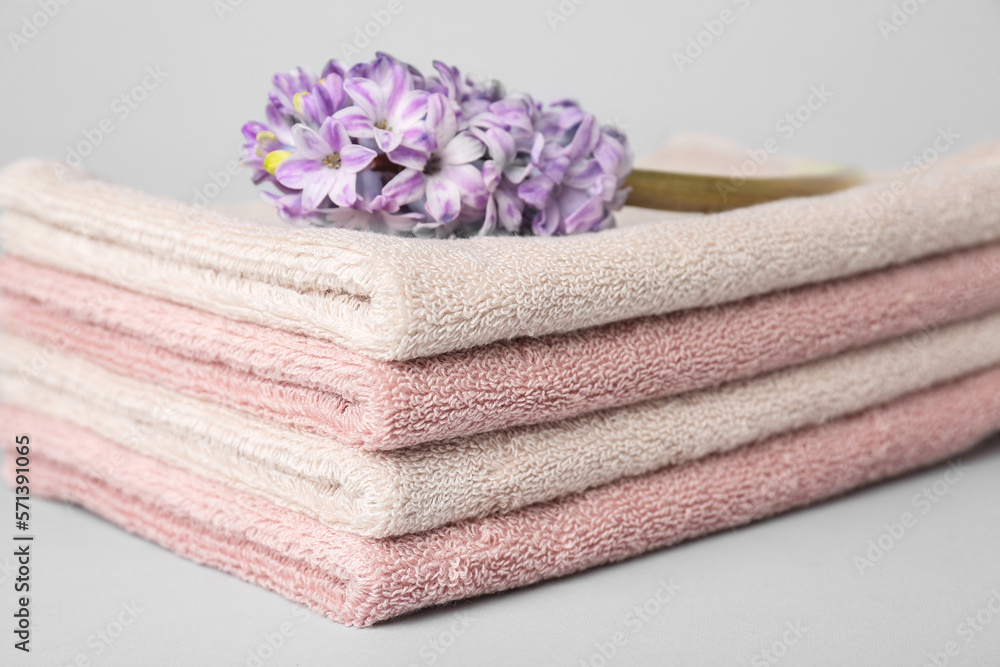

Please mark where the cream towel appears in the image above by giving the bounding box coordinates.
[1,145,1000,360]
[4,312,1000,537]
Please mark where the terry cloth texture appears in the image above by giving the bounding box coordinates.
[1,145,1000,360]
[5,365,999,627]
[2,243,1000,449]
[4,312,1000,537]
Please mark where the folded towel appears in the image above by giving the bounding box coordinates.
[3,242,1000,448]
[2,145,1000,360]
[6,364,999,626]
[5,311,1000,537]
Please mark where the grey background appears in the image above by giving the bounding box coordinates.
[2,0,1000,664]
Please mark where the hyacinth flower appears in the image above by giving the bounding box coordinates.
[241,52,634,237]
[379,94,488,226]
[335,77,430,163]
[271,118,377,209]
[243,53,863,237]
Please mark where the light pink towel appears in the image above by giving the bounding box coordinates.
[5,365,1000,627]
[3,243,1000,449]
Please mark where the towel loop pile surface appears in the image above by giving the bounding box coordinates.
[2,138,999,626]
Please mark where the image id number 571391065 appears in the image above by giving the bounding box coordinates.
[12,435,31,654]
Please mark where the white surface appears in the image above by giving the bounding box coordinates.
[2,0,1000,664]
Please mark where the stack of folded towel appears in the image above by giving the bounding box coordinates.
[2,139,1000,626]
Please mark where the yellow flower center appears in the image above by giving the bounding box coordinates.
[263,150,292,175]
[323,153,342,169]
[374,119,390,131]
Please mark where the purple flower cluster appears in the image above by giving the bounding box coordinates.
[242,53,633,237]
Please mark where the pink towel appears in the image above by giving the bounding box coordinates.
[3,243,1000,449]
[5,365,999,627]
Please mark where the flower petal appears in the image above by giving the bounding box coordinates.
[597,173,619,202]
[382,168,426,207]
[468,110,504,132]
[529,132,546,163]
[322,59,347,78]
[266,103,296,144]
[374,126,402,152]
[432,60,461,99]
[482,160,501,191]
[319,118,352,153]
[242,121,267,142]
[392,89,430,127]
[295,91,322,126]
[315,73,347,115]
[480,196,497,236]
[561,113,599,161]
[368,194,396,213]
[426,93,457,152]
[441,163,487,208]
[495,184,524,232]
[333,107,375,138]
[338,143,377,173]
[329,170,358,207]
[301,166,340,210]
[561,193,605,235]
[475,126,515,167]
[385,60,410,109]
[253,130,282,157]
[489,97,534,133]
[594,133,627,175]
[563,158,603,189]
[518,174,555,209]
[440,133,485,166]
[344,77,387,119]
[386,144,429,170]
[399,126,434,153]
[540,154,570,183]
[424,176,462,223]
[503,157,533,184]
[531,200,561,236]
[291,124,331,159]
[274,156,322,189]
